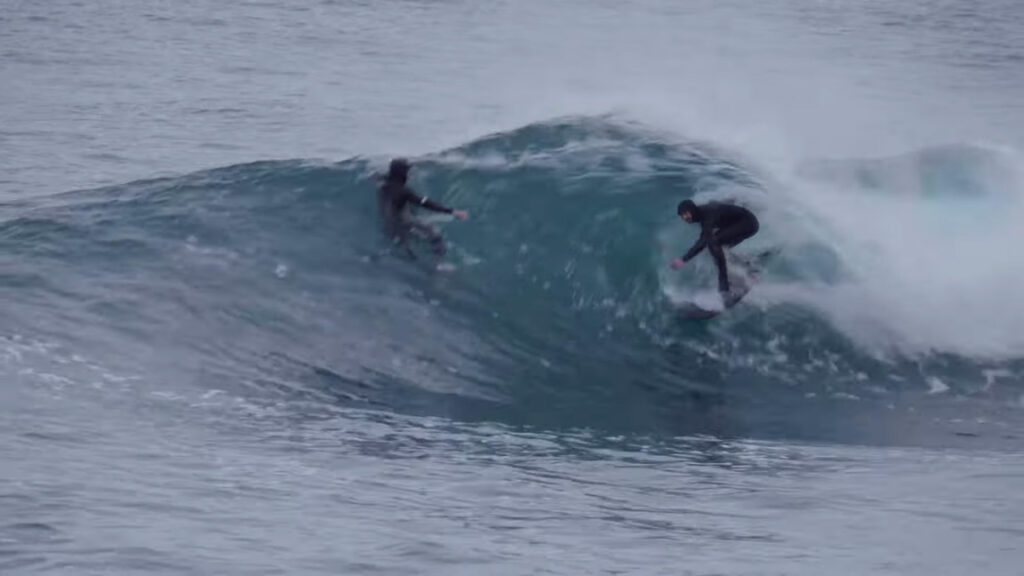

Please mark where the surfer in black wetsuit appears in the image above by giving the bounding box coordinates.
[671,199,759,294]
[377,158,468,256]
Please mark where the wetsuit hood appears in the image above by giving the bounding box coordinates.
[677,199,702,221]
[386,158,411,184]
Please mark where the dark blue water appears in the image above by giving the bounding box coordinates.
[3,1,1024,574]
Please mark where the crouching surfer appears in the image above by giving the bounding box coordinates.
[671,199,759,298]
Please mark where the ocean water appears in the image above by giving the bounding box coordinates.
[3,0,1024,574]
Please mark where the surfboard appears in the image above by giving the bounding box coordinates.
[676,249,775,320]
[399,239,461,275]
[677,281,753,319]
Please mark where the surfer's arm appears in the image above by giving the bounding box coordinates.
[406,189,453,214]
[681,227,712,262]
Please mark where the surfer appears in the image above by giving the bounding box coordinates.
[377,158,468,256]
[671,199,759,295]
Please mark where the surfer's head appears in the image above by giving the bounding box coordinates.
[386,158,411,184]
[678,199,700,222]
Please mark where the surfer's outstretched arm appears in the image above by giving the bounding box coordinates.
[680,224,713,262]
[405,189,469,220]
[405,188,453,214]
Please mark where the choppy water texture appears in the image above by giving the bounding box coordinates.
[3,0,1024,574]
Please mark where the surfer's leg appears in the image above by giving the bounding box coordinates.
[407,220,446,256]
[392,235,417,260]
[716,218,759,273]
[716,217,759,249]
[383,218,417,260]
[707,235,730,293]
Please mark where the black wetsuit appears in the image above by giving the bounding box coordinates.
[680,202,759,292]
[377,179,454,255]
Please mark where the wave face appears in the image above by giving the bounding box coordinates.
[3,116,1022,446]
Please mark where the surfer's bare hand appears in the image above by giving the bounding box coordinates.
[671,258,685,270]
[453,210,469,220]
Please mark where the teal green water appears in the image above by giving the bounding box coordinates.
[3,0,1024,574]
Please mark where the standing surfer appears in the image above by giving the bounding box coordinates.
[377,158,468,256]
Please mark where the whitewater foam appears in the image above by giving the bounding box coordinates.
[765,145,1024,360]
